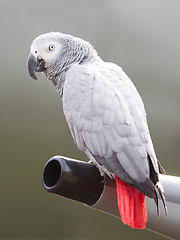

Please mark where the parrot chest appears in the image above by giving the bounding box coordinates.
[63,71,93,113]
[62,62,107,124]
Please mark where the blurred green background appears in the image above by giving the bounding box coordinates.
[0,0,180,239]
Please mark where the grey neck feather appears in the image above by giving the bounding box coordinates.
[45,35,99,97]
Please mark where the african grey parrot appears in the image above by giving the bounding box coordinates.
[28,32,167,229]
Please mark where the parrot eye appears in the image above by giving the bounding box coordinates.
[49,45,55,51]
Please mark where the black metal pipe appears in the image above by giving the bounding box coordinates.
[43,156,104,205]
[42,156,180,239]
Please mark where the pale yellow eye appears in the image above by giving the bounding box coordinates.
[49,45,55,51]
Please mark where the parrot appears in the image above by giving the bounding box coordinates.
[28,32,167,229]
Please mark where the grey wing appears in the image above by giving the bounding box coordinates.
[63,63,159,193]
[109,63,160,174]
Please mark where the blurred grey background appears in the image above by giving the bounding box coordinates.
[0,0,180,239]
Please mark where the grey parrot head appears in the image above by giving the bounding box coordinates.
[28,32,97,83]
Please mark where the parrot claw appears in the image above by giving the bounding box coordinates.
[156,183,168,216]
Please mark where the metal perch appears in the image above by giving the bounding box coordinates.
[42,156,180,240]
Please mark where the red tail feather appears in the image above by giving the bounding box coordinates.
[116,176,147,229]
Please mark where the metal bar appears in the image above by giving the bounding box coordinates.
[42,156,180,240]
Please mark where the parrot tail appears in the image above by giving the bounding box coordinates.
[116,176,147,229]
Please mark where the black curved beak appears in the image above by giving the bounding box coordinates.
[27,54,46,81]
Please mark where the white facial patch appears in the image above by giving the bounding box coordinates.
[30,33,63,67]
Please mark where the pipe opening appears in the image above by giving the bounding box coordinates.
[43,160,61,187]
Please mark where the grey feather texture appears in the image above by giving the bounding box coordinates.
[28,32,166,203]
